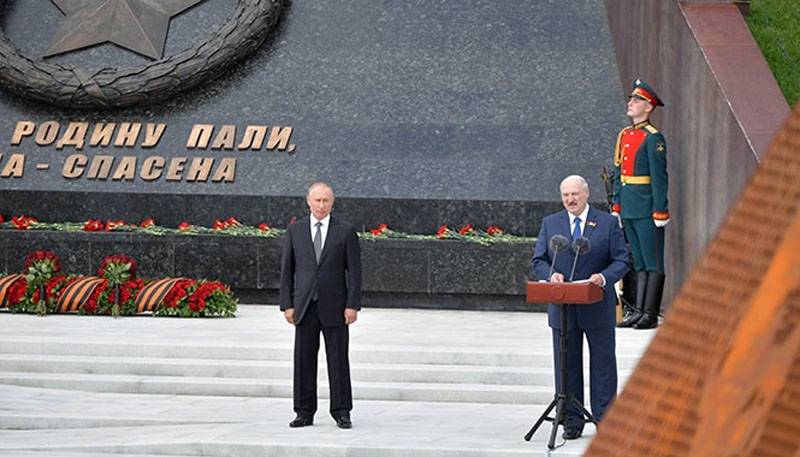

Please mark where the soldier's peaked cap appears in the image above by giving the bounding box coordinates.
[630,79,664,107]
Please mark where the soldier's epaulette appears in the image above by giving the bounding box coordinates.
[644,124,659,135]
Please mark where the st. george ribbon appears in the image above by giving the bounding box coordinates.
[547,234,571,280]
[568,236,591,281]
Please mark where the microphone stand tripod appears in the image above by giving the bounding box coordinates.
[525,239,597,449]
[524,299,597,448]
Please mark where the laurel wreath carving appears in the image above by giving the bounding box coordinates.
[0,0,284,109]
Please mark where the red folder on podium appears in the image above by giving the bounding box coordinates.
[526,280,603,304]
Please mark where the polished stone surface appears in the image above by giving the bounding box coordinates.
[0,231,536,308]
[0,0,624,222]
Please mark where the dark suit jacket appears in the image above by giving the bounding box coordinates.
[279,215,362,326]
[531,207,629,329]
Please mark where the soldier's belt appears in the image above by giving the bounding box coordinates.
[621,175,652,185]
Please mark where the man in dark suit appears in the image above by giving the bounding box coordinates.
[279,181,362,429]
[531,175,629,440]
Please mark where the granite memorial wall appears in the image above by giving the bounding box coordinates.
[0,0,626,306]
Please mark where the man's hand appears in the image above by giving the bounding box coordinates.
[589,273,605,287]
[283,308,295,325]
[345,308,358,325]
[550,272,565,283]
[654,218,669,228]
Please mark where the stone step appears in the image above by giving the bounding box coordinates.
[0,339,645,369]
[0,418,586,457]
[0,444,574,457]
[0,371,563,404]
[0,353,632,387]
[0,452,203,457]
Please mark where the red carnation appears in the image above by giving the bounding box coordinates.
[83,219,104,231]
[105,220,126,231]
[258,223,270,232]
[82,280,108,315]
[45,275,68,299]
[24,250,61,273]
[11,215,37,230]
[163,279,195,308]
[6,278,28,307]
[188,281,225,312]
[486,225,504,236]
[436,225,450,239]
[97,254,138,278]
[370,224,389,235]
[177,221,192,231]
[458,224,474,236]
[140,218,155,228]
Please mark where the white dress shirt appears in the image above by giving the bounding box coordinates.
[568,205,589,237]
[567,206,606,287]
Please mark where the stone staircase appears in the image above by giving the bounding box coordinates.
[0,338,643,404]
[0,307,654,456]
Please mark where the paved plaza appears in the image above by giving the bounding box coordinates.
[0,305,655,456]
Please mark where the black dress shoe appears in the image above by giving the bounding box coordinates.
[562,428,582,440]
[335,415,352,429]
[289,415,314,428]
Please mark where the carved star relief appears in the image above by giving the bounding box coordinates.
[45,0,206,60]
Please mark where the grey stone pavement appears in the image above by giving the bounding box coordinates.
[0,305,655,457]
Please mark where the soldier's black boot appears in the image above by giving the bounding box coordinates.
[617,271,648,328]
[634,272,664,329]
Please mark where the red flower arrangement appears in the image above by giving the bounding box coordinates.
[258,223,270,232]
[105,220,126,231]
[97,254,138,279]
[4,250,237,318]
[140,218,155,228]
[24,250,61,274]
[458,224,474,236]
[11,215,37,230]
[188,281,227,312]
[370,223,389,236]
[5,277,28,309]
[212,217,242,231]
[163,279,196,308]
[81,279,108,315]
[436,225,453,239]
[31,275,68,305]
[486,225,504,236]
[83,219,104,232]
[177,221,192,231]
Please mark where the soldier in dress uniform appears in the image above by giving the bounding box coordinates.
[613,79,669,330]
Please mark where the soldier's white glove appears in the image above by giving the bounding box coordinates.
[611,212,622,228]
[654,218,669,228]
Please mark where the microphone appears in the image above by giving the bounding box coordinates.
[547,234,570,281]
[568,236,592,282]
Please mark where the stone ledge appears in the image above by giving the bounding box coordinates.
[0,231,536,310]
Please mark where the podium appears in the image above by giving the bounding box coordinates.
[523,280,603,449]
[526,280,602,305]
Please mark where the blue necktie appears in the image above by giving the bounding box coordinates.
[572,218,581,240]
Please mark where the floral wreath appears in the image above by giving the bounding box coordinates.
[0,0,284,108]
